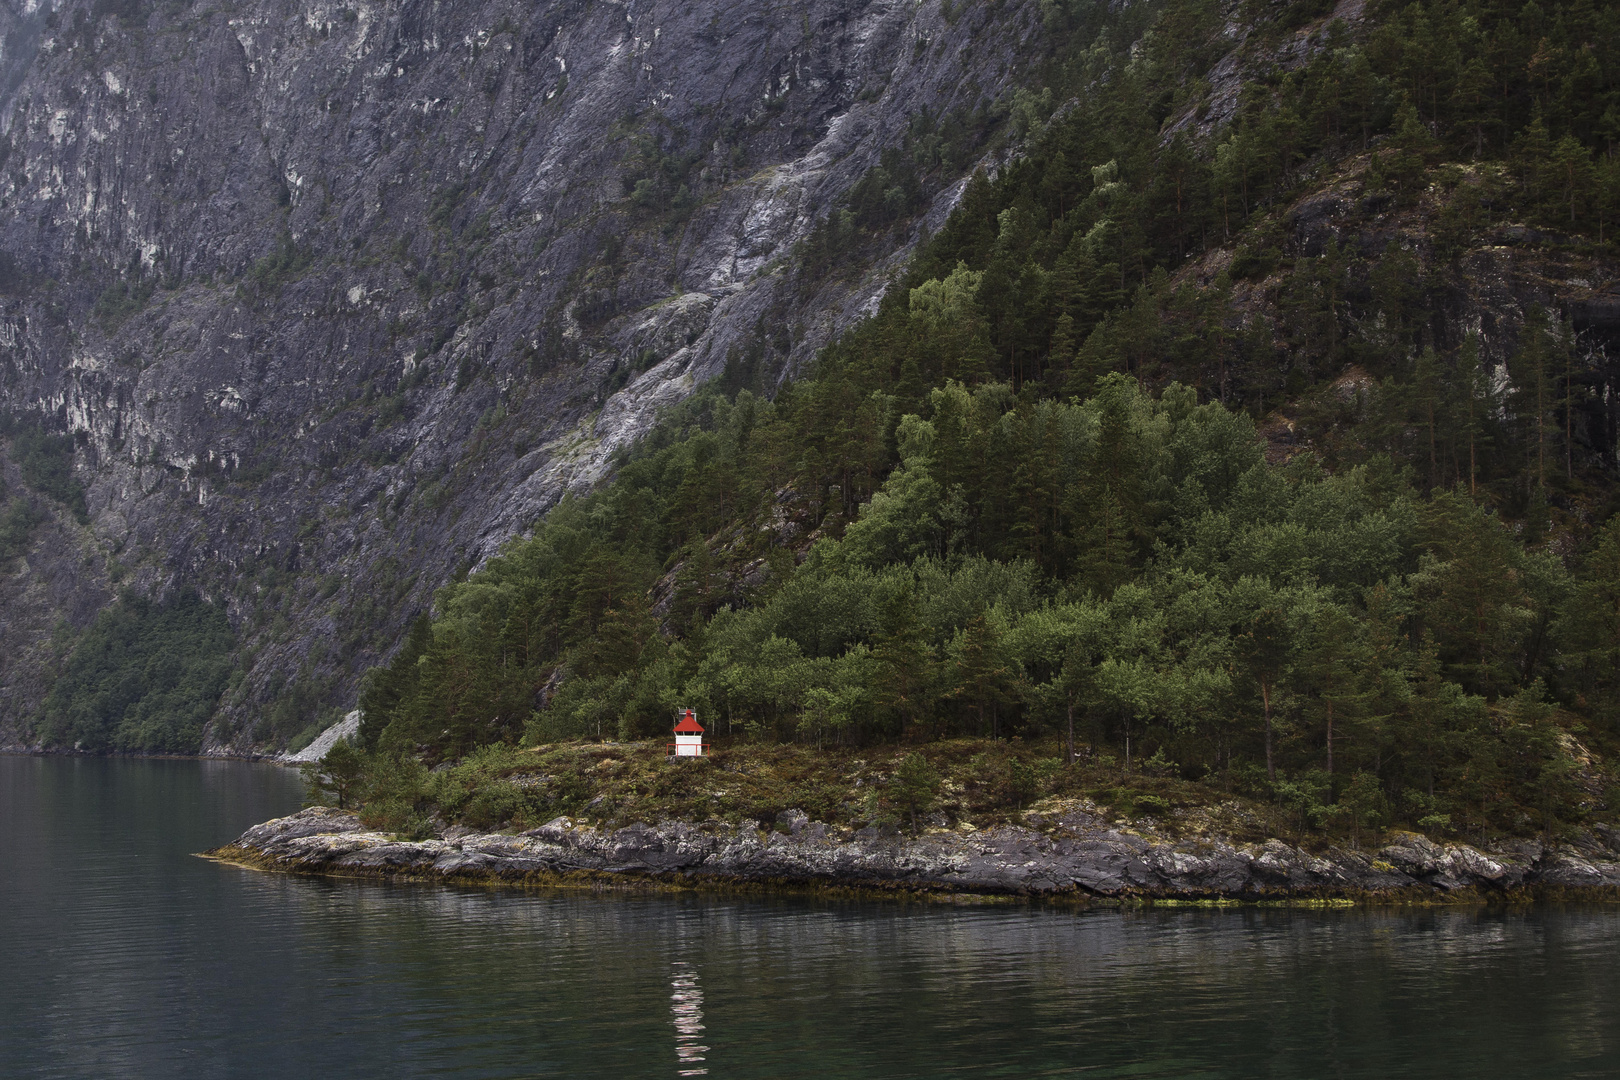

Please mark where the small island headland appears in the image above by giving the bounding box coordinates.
[209,804,1620,905]
[207,735,1620,904]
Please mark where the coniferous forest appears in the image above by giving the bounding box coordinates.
[339,0,1620,842]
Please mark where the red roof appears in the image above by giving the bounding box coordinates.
[673,709,704,734]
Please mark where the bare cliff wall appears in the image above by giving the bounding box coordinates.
[0,0,1043,749]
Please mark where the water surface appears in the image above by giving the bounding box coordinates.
[3,755,1617,1078]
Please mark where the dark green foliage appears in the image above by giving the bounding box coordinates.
[888,752,942,833]
[1337,771,1388,849]
[423,743,561,830]
[1557,517,1620,726]
[0,494,45,567]
[2,415,87,522]
[621,124,701,220]
[92,278,154,329]
[38,591,235,753]
[427,182,469,229]
[795,105,1006,290]
[354,365,1611,835]
[846,147,926,229]
[300,740,365,808]
[243,234,313,293]
[358,614,432,749]
[260,673,343,747]
[356,751,434,836]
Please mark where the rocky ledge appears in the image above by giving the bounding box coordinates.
[207,806,1620,902]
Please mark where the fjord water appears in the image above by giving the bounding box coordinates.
[5,757,1620,1079]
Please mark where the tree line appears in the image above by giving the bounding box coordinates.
[358,373,1619,835]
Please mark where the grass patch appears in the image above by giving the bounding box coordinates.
[335,736,1299,846]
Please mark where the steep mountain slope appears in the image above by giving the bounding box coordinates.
[0,0,1044,749]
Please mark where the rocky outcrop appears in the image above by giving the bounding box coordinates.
[212,806,1620,900]
[0,0,1042,748]
[278,709,360,763]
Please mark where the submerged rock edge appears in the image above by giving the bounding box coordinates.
[206,807,1620,903]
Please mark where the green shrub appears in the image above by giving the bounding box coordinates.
[428,744,549,829]
[300,741,366,809]
[4,417,87,522]
[0,496,44,566]
[890,752,942,834]
[92,279,154,329]
[243,234,313,293]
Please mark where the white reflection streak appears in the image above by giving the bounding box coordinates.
[671,961,709,1076]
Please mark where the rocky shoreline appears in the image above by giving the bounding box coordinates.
[207,806,1620,903]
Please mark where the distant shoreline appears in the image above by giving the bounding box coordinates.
[0,747,293,763]
[208,806,1620,905]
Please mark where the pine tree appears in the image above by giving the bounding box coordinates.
[1595,150,1620,244]
[1338,770,1387,849]
[889,752,942,835]
[1055,641,1096,765]
[1384,100,1436,199]
[1509,307,1556,496]
[1415,491,1530,696]
[871,586,936,738]
[1069,376,1151,593]
[1512,114,1553,208]
[1546,134,1595,226]
[1237,608,1292,781]
[944,614,1013,739]
[1409,346,1446,491]
[1394,634,1455,802]
[1049,313,1077,377]
[300,740,366,809]
[1453,333,1496,496]
[358,614,434,749]
[1451,57,1496,159]
[1557,518,1620,721]
[1554,314,1581,481]
[1298,605,1371,778]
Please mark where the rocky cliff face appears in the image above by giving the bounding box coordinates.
[0,0,1041,748]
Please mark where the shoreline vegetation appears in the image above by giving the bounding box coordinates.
[209,788,1620,907]
[296,736,1612,850]
[201,735,1620,904]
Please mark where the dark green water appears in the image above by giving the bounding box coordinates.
[4,755,1620,1078]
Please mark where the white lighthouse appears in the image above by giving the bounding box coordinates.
[672,708,705,757]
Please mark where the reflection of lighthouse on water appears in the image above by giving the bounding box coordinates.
[671,961,709,1076]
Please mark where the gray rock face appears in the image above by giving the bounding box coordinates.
[279,708,360,762]
[220,806,1620,899]
[0,0,1040,747]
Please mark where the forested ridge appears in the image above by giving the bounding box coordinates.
[339,0,1620,843]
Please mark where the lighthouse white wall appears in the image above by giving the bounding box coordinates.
[674,734,704,757]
